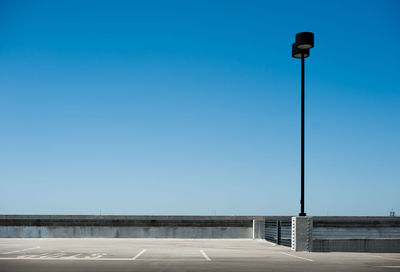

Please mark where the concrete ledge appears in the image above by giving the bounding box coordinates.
[313,216,400,228]
[252,220,265,239]
[0,219,252,227]
[310,217,400,252]
[0,226,252,238]
[0,215,262,239]
[0,215,264,220]
[312,238,400,252]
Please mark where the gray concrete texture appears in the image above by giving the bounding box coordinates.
[291,216,313,252]
[1,238,400,272]
[0,226,252,239]
[0,215,263,239]
[252,220,265,239]
[312,216,400,238]
[313,238,400,253]
[310,217,400,252]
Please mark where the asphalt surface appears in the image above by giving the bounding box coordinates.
[0,238,400,271]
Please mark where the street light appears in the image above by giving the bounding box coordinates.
[292,32,314,216]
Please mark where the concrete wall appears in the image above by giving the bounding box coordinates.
[312,217,400,238]
[311,217,400,252]
[313,238,400,253]
[252,220,265,239]
[0,215,262,239]
[292,216,400,252]
[0,226,252,239]
[291,216,313,251]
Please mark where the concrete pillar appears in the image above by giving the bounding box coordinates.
[252,220,265,239]
[291,216,313,251]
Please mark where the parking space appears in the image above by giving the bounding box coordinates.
[0,239,399,271]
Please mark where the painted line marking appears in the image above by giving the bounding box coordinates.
[200,250,211,261]
[44,253,66,258]
[1,253,109,261]
[375,256,400,261]
[4,246,40,254]
[0,257,268,262]
[38,253,62,259]
[0,257,142,261]
[280,252,314,262]
[94,253,107,259]
[366,255,400,261]
[37,253,50,257]
[262,240,277,246]
[132,249,146,260]
[60,253,82,259]
[17,255,35,259]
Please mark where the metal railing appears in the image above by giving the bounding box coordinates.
[265,218,292,247]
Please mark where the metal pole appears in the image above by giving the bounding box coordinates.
[300,54,306,216]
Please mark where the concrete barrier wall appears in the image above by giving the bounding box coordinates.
[291,216,313,251]
[311,217,400,252]
[0,215,262,239]
[312,216,400,238]
[291,216,400,252]
[252,219,265,239]
[312,238,400,253]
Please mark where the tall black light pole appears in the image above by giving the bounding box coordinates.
[292,32,314,216]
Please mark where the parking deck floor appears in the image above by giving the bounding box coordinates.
[0,238,400,271]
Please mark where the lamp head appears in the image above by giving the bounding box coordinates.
[292,43,309,58]
[295,32,314,50]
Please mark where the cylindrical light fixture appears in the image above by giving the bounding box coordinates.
[295,32,314,49]
[292,43,309,59]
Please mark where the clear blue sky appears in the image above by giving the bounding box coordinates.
[1,0,399,216]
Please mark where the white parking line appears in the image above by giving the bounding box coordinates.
[280,252,314,262]
[0,256,265,262]
[93,253,107,259]
[4,246,40,254]
[132,249,146,260]
[0,257,142,261]
[53,253,65,257]
[60,253,81,259]
[0,251,146,261]
[371,255,400,261]
[40,253,65,258]
[17,255,35,259]
[353,253,400,261]
[263,240,277,246]
[38,253,50,257]
[200,250,211,261]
